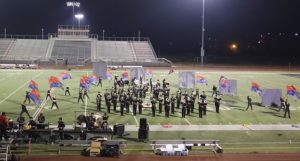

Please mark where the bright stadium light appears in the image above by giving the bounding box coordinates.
[66,2,80,7]
[75,14,84,26]
[66,2,80,26]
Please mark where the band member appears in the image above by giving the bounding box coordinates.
[170,95,176,114]
[83,89,90,99]
[24,91,31,104]
[51,95,59,110]
[245,96,253,111]
[20,103,31,118]
[212,85,217,97]
[132,96,138,116]
[58,117,65,140]
[284,100,291,119]
[96,92,102,112]
[214,93,221,113]
[65,86,71,96]
[151,98,157,117]
[46,89,52,100]
[165,98,170,117]
[97,76,102,87]
[278,97,285,112]
[78,90,84,104]
[138,98,143,114]
[181,102,186,118]
[198,99,207,118]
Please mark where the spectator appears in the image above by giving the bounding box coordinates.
[0,112,8,141]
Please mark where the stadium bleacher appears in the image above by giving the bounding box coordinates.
[0,39,16,56]
[9,39,49,59]
[96,41,135,60]
[129,41,157,60]
[0,25,172,66]
[50,40,92,65]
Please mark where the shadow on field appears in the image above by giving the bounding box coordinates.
[235,108,246,111]
[269,107,280,111]
[59,98,76,104]
[253,102,262,106]
[224,100,239,104]
[272,114,284,118]
[121,136,140,142]
[260,111,284,118]
[261,111,278,115]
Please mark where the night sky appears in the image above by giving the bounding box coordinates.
[1,0,300,64]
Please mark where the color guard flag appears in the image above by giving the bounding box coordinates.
[29,90,41,105]
[221,79,229,88]
[48,76,63,88]
[196,74,207,85]
[60,71,72,80]
[28,80,39,91]
[106,70,113,80]
[219,76,229,88]
[251,82,262,94]
[89,74,98,85]
[287,85,299,99]
[80,78,90,89]
[82,75,90,83]
[219,75,227,83]
[145,68,153,77]
[122,71,129,80]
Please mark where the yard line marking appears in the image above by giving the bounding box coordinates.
[133,116,139,126]
[130,109,139,126]
[185,118,192,125]
[84,96,88,116]
[0,71,43,105]
[177,112,192,125]
[33,87,55,119]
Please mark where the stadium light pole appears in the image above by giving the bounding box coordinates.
[4,27,6,39]
[41,28,44,40]
[66,2,80,27]
[102,29,105,40]
[200,0,205,66]
[75,14,84,27]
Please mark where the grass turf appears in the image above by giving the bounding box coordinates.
[1,69,300,125]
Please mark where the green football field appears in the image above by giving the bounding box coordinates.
[0,68,300,126]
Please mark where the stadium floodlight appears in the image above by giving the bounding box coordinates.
[66,2,80,26]
[66,2,80,7]
[75,14,84,26]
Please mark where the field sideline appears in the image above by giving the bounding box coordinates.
[0,68,300,126]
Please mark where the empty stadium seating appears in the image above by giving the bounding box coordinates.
[96,41,135,61]
[129,41,157,60]
[0,39,16,56]
[51,40,91,59]
[0,37,171,66]
[9,39,49,59]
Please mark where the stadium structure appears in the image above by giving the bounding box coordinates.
[0,25,172,67]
